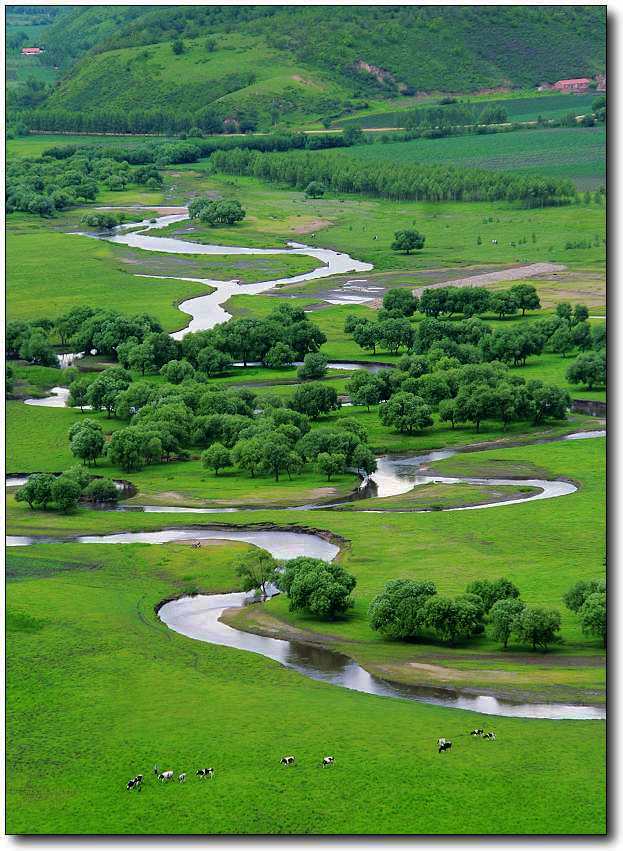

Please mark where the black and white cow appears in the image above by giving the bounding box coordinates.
[280,756,296,766]
[196,767,214,779]
[322,756,335,767]
[178,773,186,783]
[483,732,496,740]
[470,729,484,737]
[437,738,452,753]
[158,770,174,782]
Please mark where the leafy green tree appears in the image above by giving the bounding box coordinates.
[347,372,382,410]
[489,291,518,320]
[304,181,325,198]
[383,288,418,316]
[454,383,496,432]
[352,321,381,354]
[6,363,15,394]
[278,557,356,619]
[391,229,425,254]
[63,465,91,490]
[563,579,605,612]
[489,598,525,649]
[260,432,293,481]
[368,579,437,640]
[465,577,520,612]
[83,478,119,503]
[128,340,156,375]
[571,321,593,351]
[555,302,573,321]
[232,437,264,478]
[51,474,82,512]
[68,377,91,411]
[15,473,55,510]
[509,283,541,316]
[172,38,185,54]
[108,428,153,472]
[549,324,574,357]
[379,392,433,434]
[513,606,562,651]
[438,398,458,429]
[289,383,339,419]
[264,343,296,369]
[68,419,105,466]
[527,380,570,424]
[566,351,606,390]
[235,549,278,599]
[19,329,58,367]
[316,451,346,481]
[351,444,377,476]
[578,592,606,646]
[196,346,232,376]
[160,359,195,384]
[201,442,232,476]
[87,368,131,417]
[189,198,245,226]
[573,303,589,324]
[422,595,485,645]
[297,352,328,380]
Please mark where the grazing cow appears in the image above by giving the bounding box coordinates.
[437,738,452,754]
[196,768,214,779]
[178,773,186,783]
[126,778,137,790]
[192,541,201,549]
[153,765,160,776]
[322,756,335,767]
[280,756,296,766]
[158,770,174,782]
[470,729,484,737]
[483,732,496,740]
[373,235,378,240]
[491,239,498,245]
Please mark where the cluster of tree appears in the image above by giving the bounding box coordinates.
[14,467,119,513]
[277,557,357,619]
[210,148,577,207]
[563,579,606,646]
[6,146,162,216]
[419,283,541,319]
[54,305,163,356]
[369,575,564,650]
[403,102,507,131]
[66,371,375,481]
[6,319,59,366]
[188,198,245,226]
[348,359,571,434]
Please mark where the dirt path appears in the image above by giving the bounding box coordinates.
[410,262,567,296]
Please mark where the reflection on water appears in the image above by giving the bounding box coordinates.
[159,592,605,721]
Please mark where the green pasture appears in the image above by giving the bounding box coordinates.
[6,538,605,834]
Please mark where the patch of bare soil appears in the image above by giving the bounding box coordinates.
[411,262,567,295]
[291,218,331,235]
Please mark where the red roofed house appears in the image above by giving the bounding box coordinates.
[554,77,591,92]
[21,47,43,56]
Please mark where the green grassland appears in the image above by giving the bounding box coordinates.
[6,538,605,834]
[333,127,605,190]
[162,172,606,272]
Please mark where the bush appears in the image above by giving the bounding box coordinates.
[83,478,120,503]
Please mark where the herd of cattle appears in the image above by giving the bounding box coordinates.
[127,736,496,788]
[126,758,334,790]
[438,729,496,753]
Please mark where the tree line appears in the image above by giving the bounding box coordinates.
[210,147,577,206]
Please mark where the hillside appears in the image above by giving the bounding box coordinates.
[18,5,606,132]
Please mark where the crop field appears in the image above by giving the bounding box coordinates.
[336,127,605,190]
[337,92,598,129]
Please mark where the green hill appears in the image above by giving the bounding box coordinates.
[17,5,606,132]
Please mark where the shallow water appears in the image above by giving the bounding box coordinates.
[80,214,372,339]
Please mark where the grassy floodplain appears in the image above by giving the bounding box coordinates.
[6,539,605,835]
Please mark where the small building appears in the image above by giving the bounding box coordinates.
[21,47,43,56]
[554,77,591,92]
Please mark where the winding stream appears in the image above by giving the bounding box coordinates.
[10,214,605,721]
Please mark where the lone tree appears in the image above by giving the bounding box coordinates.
[201,442,232,476]
[297,352,328,381]
[304,181,326,199]
[391,229,426,254]
[189,198,245,226]
[566,351,606,390]
[278,557,357,619]
[578,592,606,647]
[509,284,541,316]
[235,549,279,599]
[15,473,56,510]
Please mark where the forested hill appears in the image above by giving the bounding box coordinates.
[16,5,606,132]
